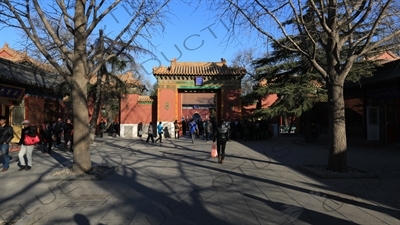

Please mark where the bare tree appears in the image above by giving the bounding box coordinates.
[231,48,259,96]
[211,0,400,172]
[0,0,171,174]
[88,29,150,143]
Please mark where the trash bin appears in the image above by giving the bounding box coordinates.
[271,124,278,136]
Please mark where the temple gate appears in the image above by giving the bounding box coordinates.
[119,58,246,138]
[153,58,246,124]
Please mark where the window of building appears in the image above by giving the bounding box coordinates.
[11,106,24,125]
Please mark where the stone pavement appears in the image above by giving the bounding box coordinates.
[0,134,399,225]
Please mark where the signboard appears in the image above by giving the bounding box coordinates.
[0,84,25,101]
[195,76,203,86]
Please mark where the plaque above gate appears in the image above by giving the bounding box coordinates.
[195,76,203,86]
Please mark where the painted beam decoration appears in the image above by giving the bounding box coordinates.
[0,84,25,100]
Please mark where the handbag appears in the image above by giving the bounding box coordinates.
[211,143,217,158]
[24,135,40,145]
[139,130,143,135]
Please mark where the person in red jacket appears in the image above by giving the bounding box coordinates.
[18,120,38,171]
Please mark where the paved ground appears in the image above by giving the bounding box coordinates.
[0,134,399,225]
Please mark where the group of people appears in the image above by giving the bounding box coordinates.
[141,118,229,164]
[0,115,232,172]
[49,117,74,151]
[145,121,164,143]
[184,119,216,143]
[228,119,273,141]
[0,116,73,172]
[97,119,120,138]
[143,119,217,144]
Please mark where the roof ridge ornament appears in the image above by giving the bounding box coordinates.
[171,58,177,66]
[167,58,177,71]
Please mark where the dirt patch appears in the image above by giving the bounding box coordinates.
[42,165,116,180]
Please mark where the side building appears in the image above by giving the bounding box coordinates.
[0,44,64,150]
[345,58,400,143]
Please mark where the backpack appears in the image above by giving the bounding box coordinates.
[217,124,228,142]
[189,123,197,133]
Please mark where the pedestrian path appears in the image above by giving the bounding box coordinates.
[0,135,399,225]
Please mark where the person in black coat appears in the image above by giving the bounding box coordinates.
[63,119,73,150]
[213,120,229,164]
[41,121,54,154]
[112,121,120,137]
[0,115,14,172]
[182,119,187,136]
[99,119,106,138]
[53,117,63,147]
[138,122,143,138]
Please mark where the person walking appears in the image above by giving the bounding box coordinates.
[41,121,54,154]
[182,119,187,137]
[198,119,204,137]
[205,119,213,143]
[189,120,198,144]
[155,122,163,143]
[213,120,229,164]
[53,117,63,147]
[18,120,38,171]
[174,120,180,139]
[0,115,14,172]
[138,122,143,138]
[113,121,120,137]
[63,119,73,150]
[99,119,106,138]
[146,122,155,143]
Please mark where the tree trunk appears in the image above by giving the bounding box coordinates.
[72,0,92,174]
[89,30,105,144]
[89,71,103,144]
[327,81,347,172]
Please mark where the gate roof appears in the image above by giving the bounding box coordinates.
[153,58,246,78]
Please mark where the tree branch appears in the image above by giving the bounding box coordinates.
[86,0,122,35]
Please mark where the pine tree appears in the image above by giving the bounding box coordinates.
[245,5,380,142]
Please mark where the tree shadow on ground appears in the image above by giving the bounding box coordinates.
[3,136,398,224]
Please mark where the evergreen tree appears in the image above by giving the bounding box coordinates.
[243,4,381,142]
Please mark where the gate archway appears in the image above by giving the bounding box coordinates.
[153,58,246,124]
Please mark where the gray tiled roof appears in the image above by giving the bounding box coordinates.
[0,57,61,89]
[346,59,400,88]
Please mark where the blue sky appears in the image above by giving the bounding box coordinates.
[0,1,265,84]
